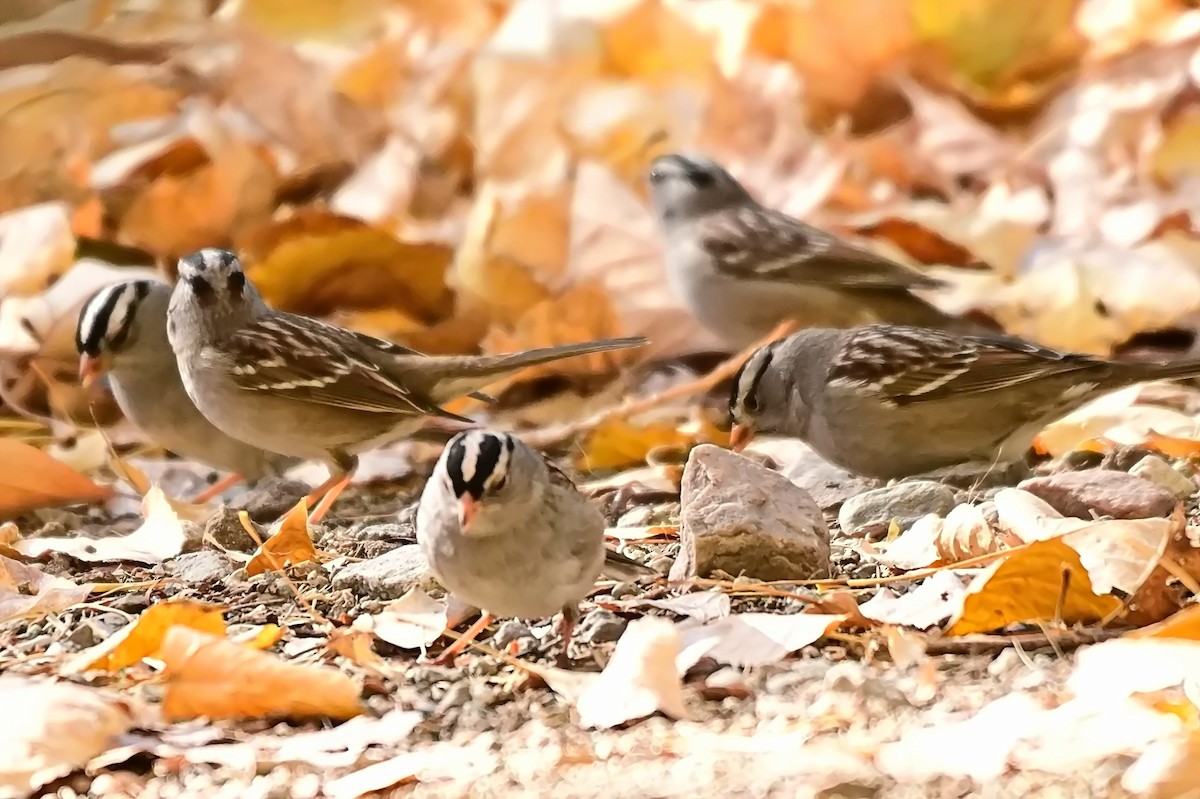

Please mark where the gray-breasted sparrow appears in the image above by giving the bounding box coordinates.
[76,278,297,501]
[647,152,965,348]
[729,324,1200,480]
[417,429,653,665]
[166,249,646,520]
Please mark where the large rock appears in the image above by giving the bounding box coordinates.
[838,481,956,539]
[671,445,830,581]
[331,544,437,599]
[1019,468,1177,519]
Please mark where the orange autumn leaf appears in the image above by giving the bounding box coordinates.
[64,600,226,674]
[159,627,362,722]
[246,500,319,576]
[1143,431,1200,459]
[0,440,113,517]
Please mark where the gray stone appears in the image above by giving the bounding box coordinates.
[356,522,416,542]
[492,620,533,648]
[837,481,956,539]
[330,544,436,599]
[167,551,234,584]
[671,445,830,581]
[1129,455,1197,500]
[236,477,311,523]
[204,507,258,552]
[575,609,628,645]
[781,442,876,511]
[1019,468,1177,519]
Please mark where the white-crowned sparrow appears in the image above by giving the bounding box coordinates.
[647,152,967,348]
[166,248,646,520]
[729,324,1200,480]
[417,429,651,665]
[76,278,297,499]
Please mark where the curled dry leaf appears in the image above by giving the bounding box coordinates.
[0,554,92,624]
[159,627,363,722]
[575,617,689,729]
[245,500,319,576]
[64,599,226,675]
[16,485,185,564]
[0,439,113,518]
[936,502,1013,563]
[859,571,971,631]
[575,414,727,472]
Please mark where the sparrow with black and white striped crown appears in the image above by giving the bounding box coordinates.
[646,152,967,348]
[728,324,1200,480]
[75,279,298,502]
[417,429,652,666]
[166,249,648,522]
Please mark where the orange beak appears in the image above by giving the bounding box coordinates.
[729,423,755,453]
[459,495,480,530]
[78,354,109,389]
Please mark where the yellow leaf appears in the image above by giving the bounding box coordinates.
[64,599,226,674]
[946,539,1122,636]
[236,209,453,322]
[1130,605,1200,641]
[0,439,113,516]
[238,624,285,650]
[246,500,320,576]
[159,627,362,722]
[601,0,714,83]
[575,414,728,472]
[221,0,389,42]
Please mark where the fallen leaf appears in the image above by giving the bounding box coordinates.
[0,202,76,296]
[936,502,1011,562]
[1130,604,1200,641]
[0,554,92,623]
[64,600,226,675]
[633,590,732,623]
[860,571,972,630]
[246,500,319,576]
[0,676,141,798]
[0,439,113,517]
[267,709,422,769]
[945,539,1122,636]
[874,513,944,570]
[16,485,185,564]
[575,617,689,729]
[354,587,448,649]
[677,613,847,668]
[324,735,500,799]
[326,630,392,677]
[159,627,362,722]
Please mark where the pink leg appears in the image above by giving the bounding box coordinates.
[433,611,494,666]
[190,473,244,504]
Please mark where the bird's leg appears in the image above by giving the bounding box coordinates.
[190,472,244,504]
[306,452,358,525]
[432,611,494,666]
[555,602,582,669]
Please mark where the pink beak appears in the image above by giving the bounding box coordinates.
[79,354,108,389]
[729,422,755,453]
[459,495,480,530]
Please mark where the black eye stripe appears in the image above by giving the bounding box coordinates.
[188,275,214,296]
[227,271,246,293]
[729,346,774,418]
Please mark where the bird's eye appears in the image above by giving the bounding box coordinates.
[188,276,215,304]
[491,474,508,492]
[227,271,246,293]
[648,168,665,184]
[743,392,761,413]
[688,170,716,189]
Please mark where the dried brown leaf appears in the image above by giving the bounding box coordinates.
[0,439,112,517]
[246,500,319,576]
[0,554,91,623]
[64,599,226,675]
[575,617,689,729]
[159,627,362,722]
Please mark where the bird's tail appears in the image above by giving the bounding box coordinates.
[407,337,648,403]
[1114,358,1200,385]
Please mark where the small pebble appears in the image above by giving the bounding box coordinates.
[1129,455,1197,500]
[838,481,956,539]
[492,619,533,648]
[1019,468,1176,519]
[609,581,640,600]
[576,610,628,645]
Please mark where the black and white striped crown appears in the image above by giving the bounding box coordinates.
[75,280,154,357]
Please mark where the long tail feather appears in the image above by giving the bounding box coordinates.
[413,336,648,403]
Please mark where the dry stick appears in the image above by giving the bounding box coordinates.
[236,509,330,627]
[923,628,1124,655]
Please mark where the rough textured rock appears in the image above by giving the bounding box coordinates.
[1129,456,1197,500]
[838,481,956,539]
[671,445,830,581]
[1019,468,1177,519]
[331,544,437,599]
[237,477,311,523]
[780,443,877,511]
[204,507,257,552]
[166,551,234,583]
